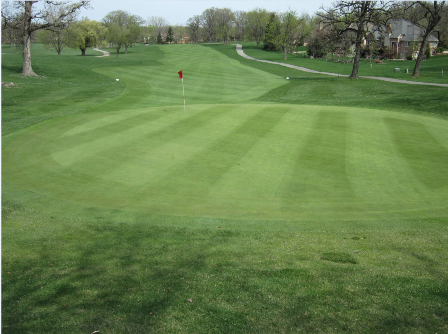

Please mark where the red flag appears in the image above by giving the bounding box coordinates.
[178,70,183,79]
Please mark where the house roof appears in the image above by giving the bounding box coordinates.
[374,19,438,42]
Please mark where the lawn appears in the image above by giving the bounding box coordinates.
[2,43,448,333]
[237,42,448,84]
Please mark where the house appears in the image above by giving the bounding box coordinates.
[369,19,439,59]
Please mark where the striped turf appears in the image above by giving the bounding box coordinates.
[3,101,448,221]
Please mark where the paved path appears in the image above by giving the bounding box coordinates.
[93,48,110,57]
[235,44,448,88]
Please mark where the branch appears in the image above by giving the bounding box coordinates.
[30,1,91,32]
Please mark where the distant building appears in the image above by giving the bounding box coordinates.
[370,19,439,59]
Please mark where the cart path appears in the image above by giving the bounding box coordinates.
[235,44,448,88]
[93,48,110,57]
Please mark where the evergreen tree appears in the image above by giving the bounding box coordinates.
[157,32,163,44]
[263,13,279,51]
[166,26,174,43]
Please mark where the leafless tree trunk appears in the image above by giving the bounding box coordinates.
[410,1,447,77]
[318,1,394,79]
[22,1,37,76]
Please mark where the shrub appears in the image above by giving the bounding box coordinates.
[307,36,327,58]
[406,55,413,60]
[425,44,431,59]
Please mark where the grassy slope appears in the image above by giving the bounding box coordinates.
[2,43,448,333]
[204,43,448,117]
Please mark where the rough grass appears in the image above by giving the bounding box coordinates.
[236,42,448,84]
[2,43,448,333]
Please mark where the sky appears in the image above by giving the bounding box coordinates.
[77,0,334,26]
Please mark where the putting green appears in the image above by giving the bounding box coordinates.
[3,103,448,221]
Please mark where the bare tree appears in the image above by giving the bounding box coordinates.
[147,15,168,35]
[1,0,90,76]
[186,15,201,43]
[406,1,447,77]
[201,7,217,42]
[172,25,186,43]
[1,2,24,47]
[319,1,394,79]
[37,3,76,55]
[233,10,246,41]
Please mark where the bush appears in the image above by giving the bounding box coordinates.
[425,44,431,59]
[307,37,327,58]
[435,46,445,54]
[406,55,413,60]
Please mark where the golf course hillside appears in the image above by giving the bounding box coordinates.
[3,44,448,221]
[2,42,448,333]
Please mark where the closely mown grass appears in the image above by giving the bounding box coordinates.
[2,42,448,333]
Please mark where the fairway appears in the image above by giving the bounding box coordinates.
[3,102,448,221]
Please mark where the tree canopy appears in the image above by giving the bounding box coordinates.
[245,8,270,48]
[67,18,107,56]
[264,10,303,60]
[102,10,143,56]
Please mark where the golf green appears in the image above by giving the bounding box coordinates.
[3,103,448,221]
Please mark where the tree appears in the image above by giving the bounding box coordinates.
[318,1,395,79]
[67,18,106,56]
[246,8,270,48]
[37,2,78,55]
[296,13,317,46]
[186,15,201,43]
[172,25,186,43]
[405,1,447,77]
[214,8,235,43]
[201,8,217,42]
[37,27,67,55]
[264,12,280,51]
[264,10,302,60]
[365,38,380,61]
[1,0,90,76]
[103,10,135,57]
[307,24,338,58]
[233,11,247,41]
[126,14,144,49]
[442,25,448,46]
[307,33,328,58]
[156,32,163,44]
[147,15,168,36]
[1,2,25,47]
[166,26,174,43]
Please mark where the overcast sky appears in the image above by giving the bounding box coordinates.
[77,0,334,26]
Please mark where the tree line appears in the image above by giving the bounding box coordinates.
[2,1,448,78]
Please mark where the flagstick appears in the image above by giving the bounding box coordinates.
[182,77,186,115]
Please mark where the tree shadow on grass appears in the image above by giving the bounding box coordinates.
[1,223,240,333]
[2,219,448,333]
